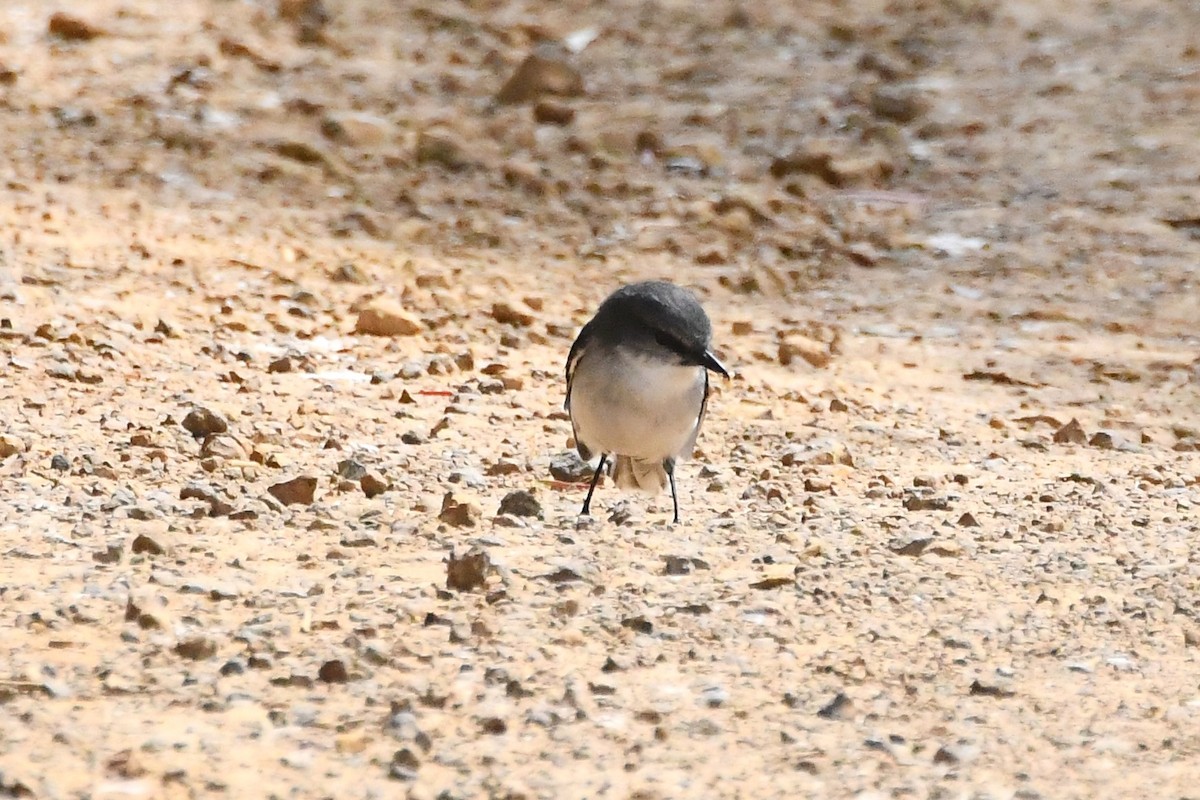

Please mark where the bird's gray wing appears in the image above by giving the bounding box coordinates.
[564,320,593,412]
[682,369,711,456]
[564,321,596,460]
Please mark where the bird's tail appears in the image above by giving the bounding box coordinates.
[611,456,667,493]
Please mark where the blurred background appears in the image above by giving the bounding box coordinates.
[2,0,1196,324]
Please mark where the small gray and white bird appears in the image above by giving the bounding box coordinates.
[565,280,729,523]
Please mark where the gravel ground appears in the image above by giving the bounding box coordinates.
[1,1,1199,798]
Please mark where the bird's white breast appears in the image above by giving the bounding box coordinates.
[570,348,706,462]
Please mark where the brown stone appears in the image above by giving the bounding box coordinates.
[355,301,423,336]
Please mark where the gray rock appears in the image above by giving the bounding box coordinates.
[181,406,228,439]
[498,489,542,518]
[336,459,367,480]
[549,451,592,482]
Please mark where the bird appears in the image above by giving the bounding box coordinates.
[564,280,729,523]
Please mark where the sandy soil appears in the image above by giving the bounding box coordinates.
[2,1,1199,798]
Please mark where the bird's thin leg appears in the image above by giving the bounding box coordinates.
[581,453,608,517]
[665,458,680,524]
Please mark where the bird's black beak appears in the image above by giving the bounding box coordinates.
[702,350,730,378]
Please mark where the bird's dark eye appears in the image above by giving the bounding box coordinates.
[653,329,684,353]
[652,329,697,364]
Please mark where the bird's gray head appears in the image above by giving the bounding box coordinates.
[590,281,728,376]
